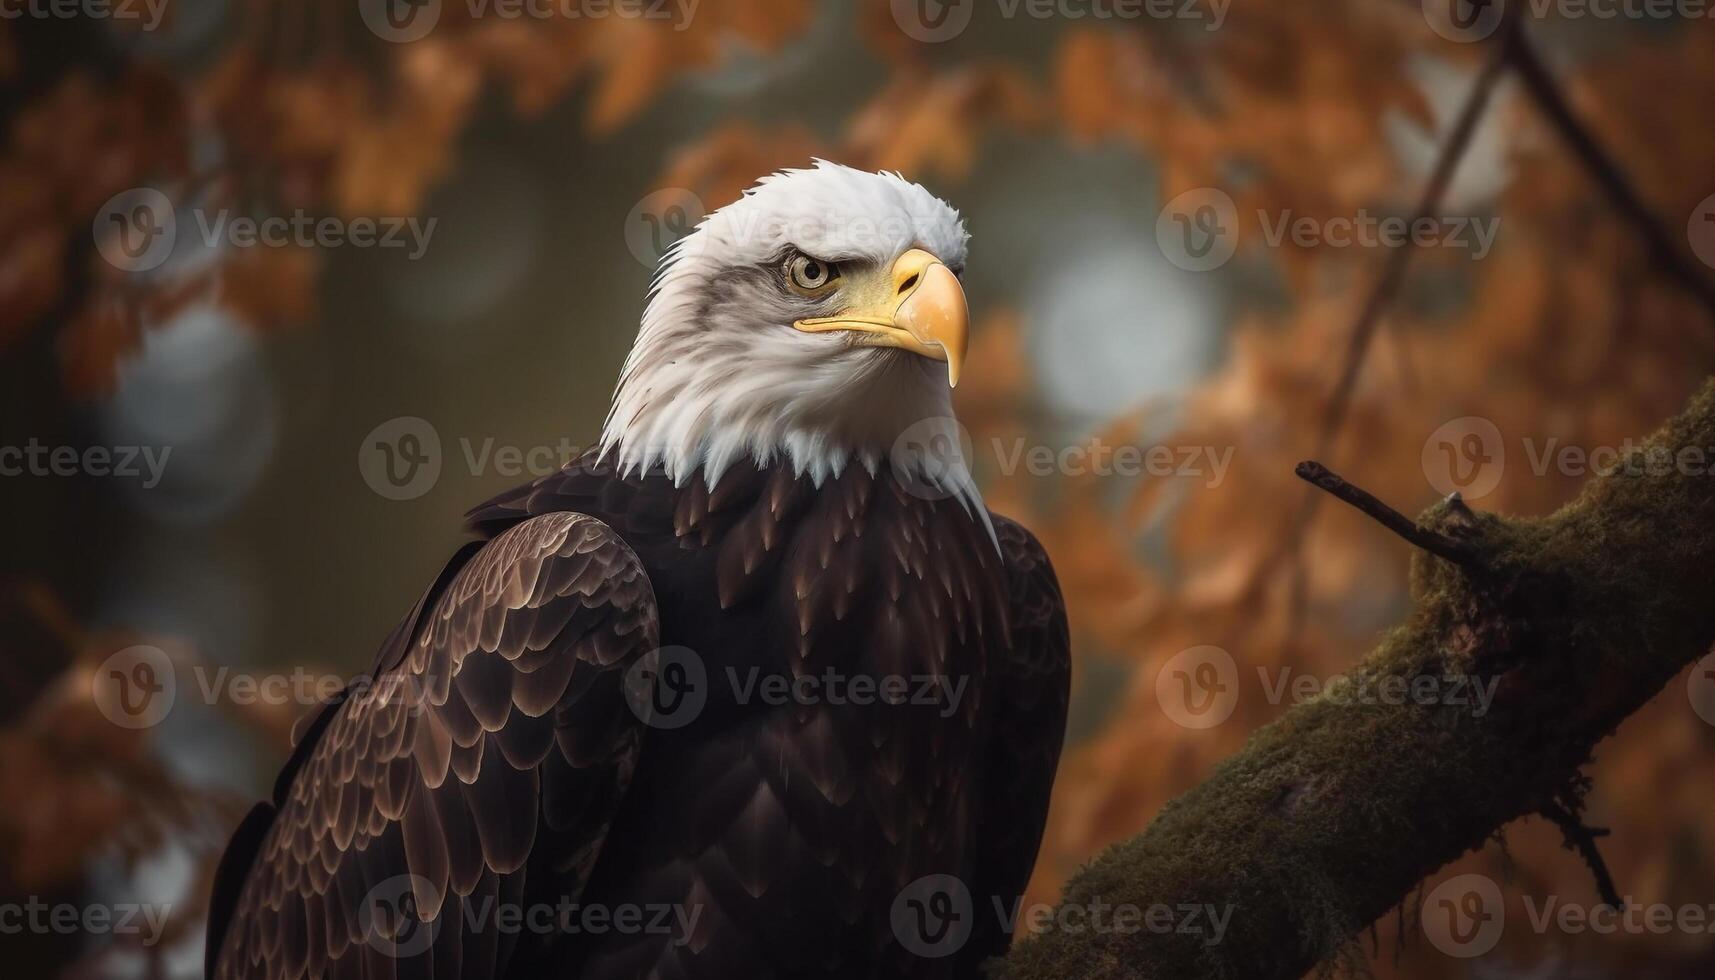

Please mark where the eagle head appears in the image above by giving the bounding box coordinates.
[600,161,978,505]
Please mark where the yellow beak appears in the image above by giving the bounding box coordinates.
[792,248,969,387]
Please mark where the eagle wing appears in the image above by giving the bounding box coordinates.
[207,512,659,980]
[962,514,1072,968]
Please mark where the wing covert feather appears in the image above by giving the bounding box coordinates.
[210,513,659,980]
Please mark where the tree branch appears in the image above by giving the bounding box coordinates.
[1506,27,1715,327]
[1539,792,1623,911]
[1293,461,1477,567]
[999,379,1715,979]
[1269,39,1507,620]
[1311,29,1513,461]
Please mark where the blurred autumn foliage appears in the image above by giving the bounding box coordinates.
[6,1,1715,977]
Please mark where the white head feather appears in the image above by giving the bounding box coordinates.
[600,161,989,528]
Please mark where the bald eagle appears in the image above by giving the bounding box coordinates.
[207,162,1071,980]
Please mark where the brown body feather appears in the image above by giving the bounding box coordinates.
[208,452,1069,979]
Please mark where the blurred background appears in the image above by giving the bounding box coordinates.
[4,0,1715,976]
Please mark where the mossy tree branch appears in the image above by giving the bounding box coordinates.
[997,379,1715,980]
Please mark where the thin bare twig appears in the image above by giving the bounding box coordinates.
[1294,461,1476,566]
[1264,38,1511,619]
[1507,27,1715,328]
[1541,797,1624,910]
[1312,21,1517,462]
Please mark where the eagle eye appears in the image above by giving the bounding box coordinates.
[785,253,841,295]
